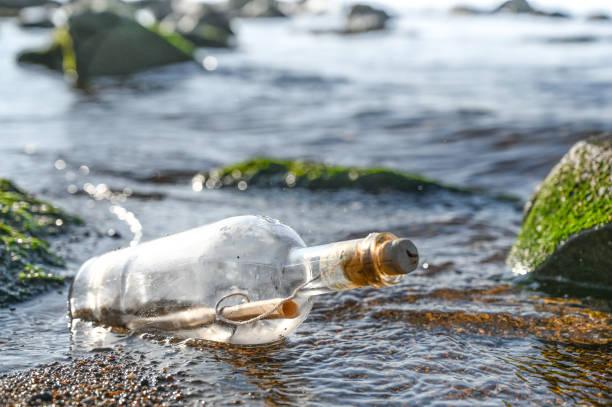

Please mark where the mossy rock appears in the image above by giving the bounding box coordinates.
[196,157,466,194]
[507,135,612,294]
[0,179,81,306]
[17,8,195,86]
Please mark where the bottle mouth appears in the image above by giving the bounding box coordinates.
[343,232,419,288]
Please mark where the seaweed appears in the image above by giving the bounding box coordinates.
[195,157,470,195]
[0,179,81,306]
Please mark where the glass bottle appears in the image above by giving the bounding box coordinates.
[70,215,418,345]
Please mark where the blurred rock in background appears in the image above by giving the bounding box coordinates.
[451,0,570,18]
[309,3,392,35]
[17,0,196,87]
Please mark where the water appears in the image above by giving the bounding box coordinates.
[1,7,611,405]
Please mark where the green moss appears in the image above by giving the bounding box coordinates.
[56,27,78,79]
[508,135,612,291]
[0,179,81,306]
[196,157,469,194]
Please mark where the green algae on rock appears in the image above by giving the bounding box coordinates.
[17,7,195,87]
[194,157,465,194]
[0,179,81,306]
[507,135,612,293]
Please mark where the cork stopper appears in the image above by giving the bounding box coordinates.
[342,232,419,288]
[378,237,419,276]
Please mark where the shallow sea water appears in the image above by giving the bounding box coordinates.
[0,9,611,405]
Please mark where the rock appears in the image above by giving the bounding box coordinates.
[309,3,391,35]
[0,179,81,306]
[451,0,570,19]
[17,5,57,28]
[493,0,570,18]
[194,157,467,194]
[226,0,286,18]
[492,0,535,14]
[16,40,63,71]
[343,4,390,34]
[160,1,235,48]
[587,13,610,22]
[507,135,612,294]
[17,4,195,86]
[543,35,601,44]
[543,11,570,19]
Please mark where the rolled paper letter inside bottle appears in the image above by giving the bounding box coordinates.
[70,215,419,345]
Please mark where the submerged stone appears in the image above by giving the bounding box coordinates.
[17,4,195,86]
[196,157,465,194]
[507,135,612,294]
[0,179,81,306]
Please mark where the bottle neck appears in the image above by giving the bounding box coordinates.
[287,233,418,297]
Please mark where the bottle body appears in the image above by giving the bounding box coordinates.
[70,215,418,345]
[70,215,313,344]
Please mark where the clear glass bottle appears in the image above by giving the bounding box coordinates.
[70,215,418,345]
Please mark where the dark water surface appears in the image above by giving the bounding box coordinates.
[1,11,611,405]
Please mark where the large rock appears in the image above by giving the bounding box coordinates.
[0,179,81,306]
[507,135,612,294]
[17,5,195,86]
